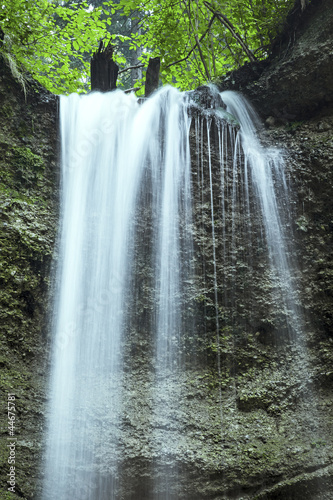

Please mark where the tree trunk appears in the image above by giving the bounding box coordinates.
[130,23,143,87]
[91,42,119,92]
[145,57,160,97]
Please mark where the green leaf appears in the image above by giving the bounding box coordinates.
[0,0,295,94]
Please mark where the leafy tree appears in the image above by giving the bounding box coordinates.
[0,0,296,94]
[0,0,118,93]
[91,0,144,88]
[58,0,141,89]
[112,0,295,91]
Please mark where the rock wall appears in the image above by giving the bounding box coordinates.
[0,58,58,498]
[181,109,333,499]
[218,0,333,122]
[81,90,333,499]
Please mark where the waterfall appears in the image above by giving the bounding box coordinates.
[220,91,303,340]
[43,85,315,499]
[42,87,193,500]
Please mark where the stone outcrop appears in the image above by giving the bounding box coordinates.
[218,0,333,122]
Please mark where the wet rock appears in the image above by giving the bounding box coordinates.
[187,85,239,130]
[189,85,225,110]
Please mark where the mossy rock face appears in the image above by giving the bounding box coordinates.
[0,56,58,499]
[5,146,45,189]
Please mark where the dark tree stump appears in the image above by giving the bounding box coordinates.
[91,41,119,92]
[145,57,160,97]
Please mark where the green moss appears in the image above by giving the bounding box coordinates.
[0,143,46,192]
[10,146,44,187]
[0,61,59,500]
[0,364,32,392]
[0,103,14,119]
[285,120,304,134]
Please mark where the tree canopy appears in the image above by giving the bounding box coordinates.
[0,0,296,94]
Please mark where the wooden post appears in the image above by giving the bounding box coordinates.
[145,57,160,98]
[91,41,119,92]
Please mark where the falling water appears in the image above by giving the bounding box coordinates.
[151,91,193,498]
[43,84,316,499]
[42,87,193,500]
[217,92,326,488]
[219,90,303,341]
[191,90,316,484]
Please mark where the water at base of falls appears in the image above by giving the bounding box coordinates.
[42,87,193,500]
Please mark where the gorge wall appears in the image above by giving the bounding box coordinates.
[0,59,58,498]
[0,0,333,498]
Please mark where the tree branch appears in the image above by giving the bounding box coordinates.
[182,0,210,80]
[164,14,215,70]
[124,85,143,94]
[118,63,145,75]
[203,1,256,63]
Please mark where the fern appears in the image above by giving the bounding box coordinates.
[3,51,27,100]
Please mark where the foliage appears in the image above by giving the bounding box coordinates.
[0,0,296,94]
[111,0,295,92]
[0,0,119,94]
[58,0,142,89]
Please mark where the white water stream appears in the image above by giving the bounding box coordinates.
[42,87,193,500]
[43,86,309,499]
[220,91,303,340]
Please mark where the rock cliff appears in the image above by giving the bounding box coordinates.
[0,59,58,498]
